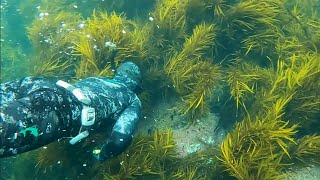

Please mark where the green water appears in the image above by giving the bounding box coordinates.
[1,0,320,179]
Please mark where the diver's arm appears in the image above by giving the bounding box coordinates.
[93,96,141,160]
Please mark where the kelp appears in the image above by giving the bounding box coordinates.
[219,96,298,179]
[3,0,320,179]
[74,11,150,79]
[94,129,178,179]
[149,0,187,50]
[27,11,82,78]
[290,134,320,164]
[165,23,222,119]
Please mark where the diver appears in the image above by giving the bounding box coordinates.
[0,59,142,161]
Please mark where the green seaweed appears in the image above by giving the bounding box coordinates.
[165,23,222,119]
[2,0,320,179]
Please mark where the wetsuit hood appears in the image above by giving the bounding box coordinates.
[113,62,142,93]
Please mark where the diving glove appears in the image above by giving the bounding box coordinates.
[92,131,132,161]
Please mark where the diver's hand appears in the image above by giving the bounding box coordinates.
[92,131,132,161]
[92,144,106,161]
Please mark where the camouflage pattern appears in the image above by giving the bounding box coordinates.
[0,62,142,159]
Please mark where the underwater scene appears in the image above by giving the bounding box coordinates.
[0,0,320,179]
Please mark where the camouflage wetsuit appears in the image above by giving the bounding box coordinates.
[0,62,142,160]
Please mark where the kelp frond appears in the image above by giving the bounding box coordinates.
[166,23,216,76]
[33,57,72,78]
[150,129,178,161]
[182,23,216,59]
[227,61,273,110]
[242,29,280,56]
[27,11,82,52]
[164,23,219,118]
[95,129,177,179]
[172,166,203,180]
[291,135,320,164]
[181,61,222,116]
[224,0,283,35]
[219,114,297,179]
[150,0,187,48]
[73,10,146,79]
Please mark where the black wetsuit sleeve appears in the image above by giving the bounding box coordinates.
[94,96,141,160]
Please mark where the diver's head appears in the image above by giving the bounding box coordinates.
[114,62,142,94]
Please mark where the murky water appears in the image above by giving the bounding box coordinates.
[1,0,320,179]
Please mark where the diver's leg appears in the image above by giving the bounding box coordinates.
[0,78,80,158]
[1,77,58,104]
